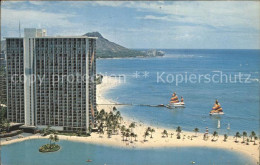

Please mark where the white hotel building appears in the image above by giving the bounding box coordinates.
[6,28,97,132]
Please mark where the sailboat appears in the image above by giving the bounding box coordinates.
[209,99,224,115]
[227,123,230,130]
[217,120,220,129]
[168,92,185,108]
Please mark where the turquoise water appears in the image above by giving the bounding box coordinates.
[97,49,260,135]
[2,139,255,165]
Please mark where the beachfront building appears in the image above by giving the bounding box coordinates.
[6,28,97,132]
[0,51,7,104]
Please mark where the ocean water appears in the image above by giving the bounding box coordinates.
[2,139,254,165]
[97,49,260,135]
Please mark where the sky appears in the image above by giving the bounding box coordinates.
[1,1,260,49]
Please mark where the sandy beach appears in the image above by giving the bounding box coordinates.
[2,76,259,164]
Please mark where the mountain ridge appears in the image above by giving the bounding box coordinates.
[84,32,149,58]
[1,32,164,58]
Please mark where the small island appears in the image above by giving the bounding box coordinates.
[39,134,60,153]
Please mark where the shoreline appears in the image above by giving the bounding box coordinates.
[2,76,259,164]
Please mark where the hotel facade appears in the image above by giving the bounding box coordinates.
[6,28,97,132]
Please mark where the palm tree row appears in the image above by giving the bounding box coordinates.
[189,127,258,145]
[233,131,258,145]
[96,108,259,146]
[205,130,259,145]
[120,122,138,143]
[96,107,123,138]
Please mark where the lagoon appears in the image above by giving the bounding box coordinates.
[2,139,255,165]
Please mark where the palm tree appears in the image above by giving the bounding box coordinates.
[112,120,119,134]
[100,109,105,115]
[53,134,59,145]
[130,132,135,143]
[224,134,228,142]
[116,111,121,121]
[113,106,117,112]
[212,131,218,141]
[146,127,151,133]
[126,128,130,134]
[193,128,199,137]
[107,129,112,138]
[122,132,126,141]
[234,132,241,143]
[242,131,247,143]
[98,125,104,138]
[134,134,138,141]
[253,136,258,145]
[144,131,149,142]
[120,125,126,141]
[121,125,126,134]
[129,122,136,133]
[125,129,130,141]
[250,131,256,142]
[125,132,130,141]
[246,138,250,145]
[96,111,102,124]
[162,130,168,138]
[176,126,182,133]
[100,128,105,137]
[176,126,182,139]
[150,128,155,138]
[118,116,123,123]
[49,134,54,146]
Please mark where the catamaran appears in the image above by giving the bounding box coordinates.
[217,120,220,129]
[168,92,185,108]
[209,100,224,115]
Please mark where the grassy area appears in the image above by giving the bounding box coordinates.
[39,144,60,153]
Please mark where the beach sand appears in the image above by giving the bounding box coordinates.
[2,76,259,164]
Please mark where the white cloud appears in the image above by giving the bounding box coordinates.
[91,1,260,32]
[137,15,172,22]
[28,1,48,6]
[1,8,81,37]
[1,1,259,49]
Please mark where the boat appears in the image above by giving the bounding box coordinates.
[227,123,230,130]
[157,104,165,107]
[209,99,224,115]
[86,159,92,162]
[168,92,185,108]
[217,120,220,129]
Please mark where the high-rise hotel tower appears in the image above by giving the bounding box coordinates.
[6,28,97,132]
